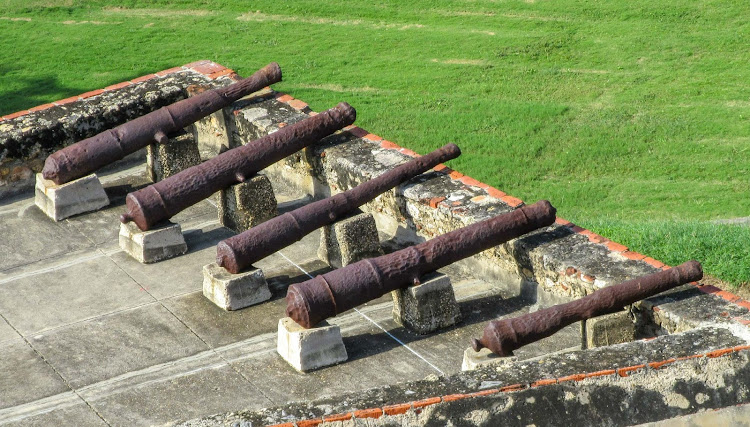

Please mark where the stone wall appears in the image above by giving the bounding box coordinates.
[214,90,750,339]
[185,327,750,426]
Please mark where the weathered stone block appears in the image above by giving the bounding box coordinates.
[218,175,278,233]
[581,310,636,349]
[392,272,461,335]
[187,84,233,158]
[318,210,383,269]
[119,221,188,264]
[202,263,271,311]
[462,347,517,371]
[277,317,348,372]
[146,130,201,182]
[35,173,109,221]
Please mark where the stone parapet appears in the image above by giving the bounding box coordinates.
[182,326,750,426]
[220,90,750,337]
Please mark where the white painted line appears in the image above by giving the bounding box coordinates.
[0,201,34,217]
[275,250,445,376]
[0,251,106,285]
[0,391,82,423]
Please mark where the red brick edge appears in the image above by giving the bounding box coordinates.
[271,90,750,320]
[268,345,750,427]
[0,60,241,122]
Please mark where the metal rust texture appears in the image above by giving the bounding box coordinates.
[41,62,282,185]
[120,102,356,231]
[286,200,557,328]
[216,143,462,274]
[472,260,703,356]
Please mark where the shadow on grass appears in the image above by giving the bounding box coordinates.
[0,65,85,115]
[0,64,169,116]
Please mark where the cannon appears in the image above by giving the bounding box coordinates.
[216,143,462,274]
[42,62,282,185]
[472,260,703,356]
[120,102,356,231]
[286,200,557,328]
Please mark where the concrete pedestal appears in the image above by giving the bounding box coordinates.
[202,263,271,311]
[461,347,517,371]
[35,173,109,221]
[218,175,278,233]
[581,310,635,349]
[277,317,348,372]
[392,272,461,335]
[146,130,201,182]
[119,221,188,264]
[318,210,383,269]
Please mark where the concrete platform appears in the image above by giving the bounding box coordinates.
[0,161,581,426]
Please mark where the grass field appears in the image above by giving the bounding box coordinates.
[1,1,748,286]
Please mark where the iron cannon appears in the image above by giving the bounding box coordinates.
[120,102,357,231]
[42,62,282,185]
[286,200,558,328]
[472,260,703,356]
[216,143,462,274]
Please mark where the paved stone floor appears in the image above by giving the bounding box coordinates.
[0,160,579,426]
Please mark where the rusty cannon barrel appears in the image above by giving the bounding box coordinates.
[121,102,356,231]
[286,200,557,328]
[42,62,283,185]
[472,260,703,356]
[216,143,462,274]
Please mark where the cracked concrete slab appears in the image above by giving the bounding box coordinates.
[0,338,70,410]
[29,303,209,389]
[0,255,153,335]
[0,206,89,271]
[87,364,272,427]
[0,315,20,343]
[1,398,106,427]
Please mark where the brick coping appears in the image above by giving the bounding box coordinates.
[2,61,748,318]
[267,345,750,427]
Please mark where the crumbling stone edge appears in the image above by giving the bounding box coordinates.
[183,344,750,426]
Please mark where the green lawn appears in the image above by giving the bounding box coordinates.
[1,0,748,286]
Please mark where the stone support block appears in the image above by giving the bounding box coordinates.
[202,263,271,311]
[277,317,348,372]
[318,210,383,269]
[186,83,240,158]
[35,173,109,221]
[462,347,517,371]
[392,272,461,335]
[146,130,202,182]
[581,310,636,349]
[119,221,188,264]
[218,175,278,233]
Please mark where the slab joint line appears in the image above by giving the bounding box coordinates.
[276,250,445,376]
